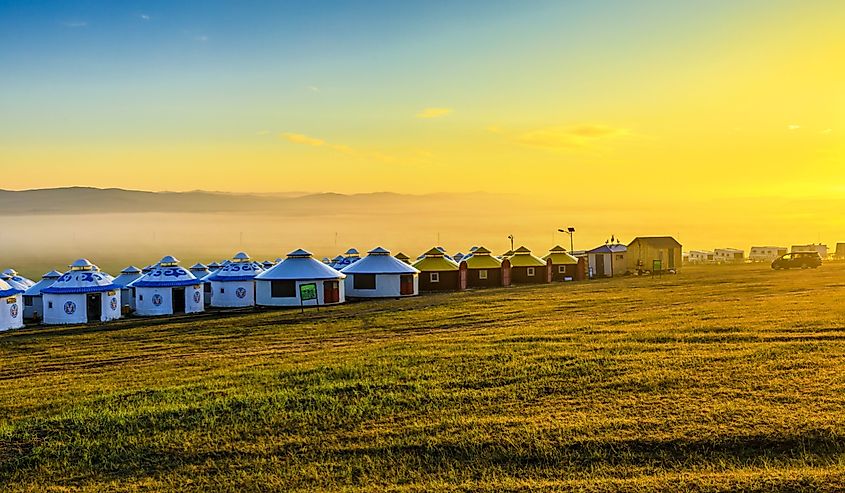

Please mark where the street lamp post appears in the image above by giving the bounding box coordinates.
[507,234,514,252]
[558,227,576,252]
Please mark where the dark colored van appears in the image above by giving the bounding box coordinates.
[771,252,822,270]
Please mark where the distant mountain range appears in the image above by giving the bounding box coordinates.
[0,187,504,215]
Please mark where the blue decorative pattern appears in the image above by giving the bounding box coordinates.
[192,291,201,304]
[10,304,19,319]
[64,301,76,315]
[133,266,199,288]
[235,287,247,299]
[206,262,261,282]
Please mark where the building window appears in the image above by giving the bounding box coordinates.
[430,272,440,283]
[270,280,296,298]
[353,274,376,290]
[24,296,33,307]
[527,267,535,276]
[220,288,225,294]
[48,301,53,309]
[478,270,488,280]
[616,254,624,260]
[139,294,143,301]
[558,265,566,273]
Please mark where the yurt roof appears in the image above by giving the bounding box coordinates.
[549,245,567,253]
[41,260,117,294]
[508,246,547,267]
[543,251,579,265]
[190,263,209,271]
[412,248,459,272]
[1,274,32,291]
[133,256,200,288]
[262,260,275,268]
[233,252,251,261]
[23,270,62,296]
[1,269,35,288]
[207,261,222,269]
[113,266,144,288]
[345,248,360,256]
[206,259,263,282]
[341,247,420,275]
[0,278,23,298]
[256,249,345,281]
[463,246,503,269]
[394,252,410,261]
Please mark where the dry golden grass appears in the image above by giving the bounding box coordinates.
[2,263,845,491]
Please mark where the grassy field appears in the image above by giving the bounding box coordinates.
[3,263,845,491]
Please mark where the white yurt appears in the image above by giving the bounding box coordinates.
[41,259,120,325]
[206,252,263,307]
[0,278,25,331]
[22,270,62,320]
[113,266,143,311]
[256,249,346,307]
[133,256,204,316]
[341,247,420,298]
[188,263,212,307]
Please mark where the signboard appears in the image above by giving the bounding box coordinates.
[6,297,15,304]
[652,259,662,272]
[299,283,318,302]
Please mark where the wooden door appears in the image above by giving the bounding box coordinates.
[323,281,339,303]
[595,254,605,277]
[458,262,467,290]
[400,275,415,295]
[501,259,511,287]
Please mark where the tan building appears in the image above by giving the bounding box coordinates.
[627,237,682,273]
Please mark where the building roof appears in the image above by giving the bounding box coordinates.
[412,247,460,272]
[394,252,411,263]
[543,248,579,265]
[462,246,503,269]
[257,249,345,281]
[587,244,628,254]
[627,236,682,249]
[112,266,144,288]
[1,269,35,288]
[0,278,23,298]
[23,270,62,296]
[41,260,117,294]
[206,252,264,282]
[508,246,547,267]
[341,247,420,275]
[132,256,201,288]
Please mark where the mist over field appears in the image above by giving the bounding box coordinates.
[0,187,842,277]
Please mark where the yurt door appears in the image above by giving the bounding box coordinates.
[501,259,511,287]
[400,275,414,295]
[173,288,186,314]
[323,281,340,303]
[595,254,606,277]
[87,293,102,322]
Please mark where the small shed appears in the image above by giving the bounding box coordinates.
[461,246,505,288]
[206,252,263,307]
[23,270,62,320]
[543,246,579,281]
[508,246,551,284]
[586,243,628,277]
[627,237,682,274]
[133,256,204,316]
[41,259,121,325]
[341,247,419,298]
[256,249,346,307]
[413,248,462,292]
[0,279,24,331]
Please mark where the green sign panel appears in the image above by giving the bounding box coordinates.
[652,259,662,272]
[299,283,318,302]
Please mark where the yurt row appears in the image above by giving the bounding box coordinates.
[0,244,582,330]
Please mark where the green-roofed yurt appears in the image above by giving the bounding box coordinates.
[543,245,580,281]
[461,246,506,288]
[508,246,551,284]
[413,248,462,292]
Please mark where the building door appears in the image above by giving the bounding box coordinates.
[87,293,102,322]
[323,281,340,303]
[173,288,186,314]
[501,259,511,287]
[668,248,676,269]
[458,263,467,290]
[400,275,415,295]
[595,254,606,277]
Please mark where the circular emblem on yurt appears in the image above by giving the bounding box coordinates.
[152,294,163,306]
[64,301,76,315]
[235,287,247,299]
[110,298,118,311]
[9,304,18,319]
[193,291,201,304]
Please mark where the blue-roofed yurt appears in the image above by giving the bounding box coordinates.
[113,266,143,311]
[133,256,204,316]
[331,248,361,270]
[0,278,25,331]
[41,259,121,325]
[22,270,62,320]
[341,247,419,298]
[2,269,35,289]
[206,252,262,307]
[256,249,346,307]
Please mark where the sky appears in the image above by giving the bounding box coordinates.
[0,2,843,213]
